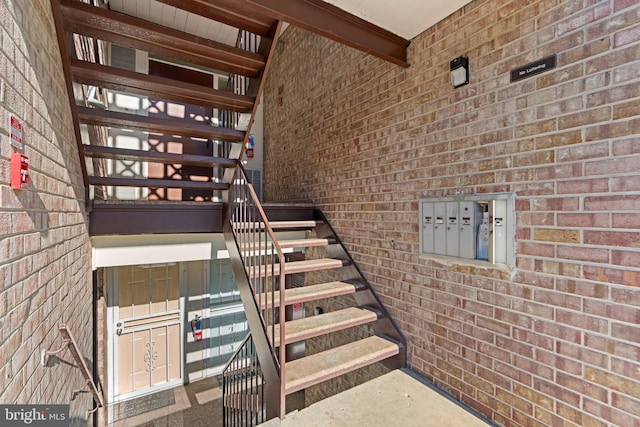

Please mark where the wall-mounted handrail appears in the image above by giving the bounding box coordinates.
[42,324,104,416]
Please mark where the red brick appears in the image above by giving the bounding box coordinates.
[584,333,640,361]
[556,279,607,299]
[584,266,640,287]
[557,245,610,263]
[557,213,609,228]
[533,319,581,344]
[612,137,640,156]
[612,250,640,268]
[612,213,640,229]
[531,197,580,211]
[583,397,638,426]
[584,230,640,246]
[585,117,640,142]
[556,340,608,369]
[556,141,610,162]
[557,178,609,194]
[534,377,581,407]
[611,323,640,343]
[611,358,640,382]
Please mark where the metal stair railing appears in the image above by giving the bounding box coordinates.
[222,333,266,426]
[223,164,287,423]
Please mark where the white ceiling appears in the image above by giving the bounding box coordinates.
[109,0,474,43]
[327,0,474,39]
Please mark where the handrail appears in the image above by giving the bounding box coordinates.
[42,324,104,416]
[225,163,287,420]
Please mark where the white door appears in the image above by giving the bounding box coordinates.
[113,264,182,399]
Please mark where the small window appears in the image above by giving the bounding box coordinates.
[419,193,515,268]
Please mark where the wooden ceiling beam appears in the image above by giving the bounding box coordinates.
[59,0,265,77]
[70,59,255,113]
[77,106,244,142]
[154,0,276,37]
[247,0,410,67]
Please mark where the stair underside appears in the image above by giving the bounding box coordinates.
[284,335,401,395]
[247,258,347,279]
[270,306,380,347]
[260,280,364,309]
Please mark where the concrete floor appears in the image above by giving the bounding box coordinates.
[108,376,224,427]
[261,369,492,427]
[107,369,490,427]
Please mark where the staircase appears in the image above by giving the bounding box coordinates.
[50,1,409,424]
[222,168,406,425]
[51,0,281,223]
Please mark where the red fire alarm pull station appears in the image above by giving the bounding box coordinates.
[11,153,29,189]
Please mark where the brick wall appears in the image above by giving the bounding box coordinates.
[263,1,640,426]
[0,0,94,424]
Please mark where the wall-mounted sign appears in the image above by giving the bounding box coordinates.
[9,114,23,149]
[510,54,557,83]
[11,153,29,189]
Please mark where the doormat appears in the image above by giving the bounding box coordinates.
[113,389,176,421]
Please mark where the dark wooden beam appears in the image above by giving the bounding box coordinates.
[77,106,244,142]
[71,60,255,113]
[88,176,229,190]
[49,0,89,193]
[154,0,277,37]
[83,144,237,168]
[247,0,410,67]
[89,202,225,235]
[59,0,266,77]
[88,202,319,236]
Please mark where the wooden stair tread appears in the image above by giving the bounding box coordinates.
[71,59,255,112]
[271,306,380,347]
[241,238,335,252]
[260,281,364,309]
[83,144,237,168]
[285,336,401,394]
[88,176,229,190]
[77,106,244,142]
[247,258,348,278]
[269,220,321,229]
[233,220,321,231]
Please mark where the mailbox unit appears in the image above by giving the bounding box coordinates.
[419,193,515,268]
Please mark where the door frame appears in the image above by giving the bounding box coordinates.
[106,264,185,403]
